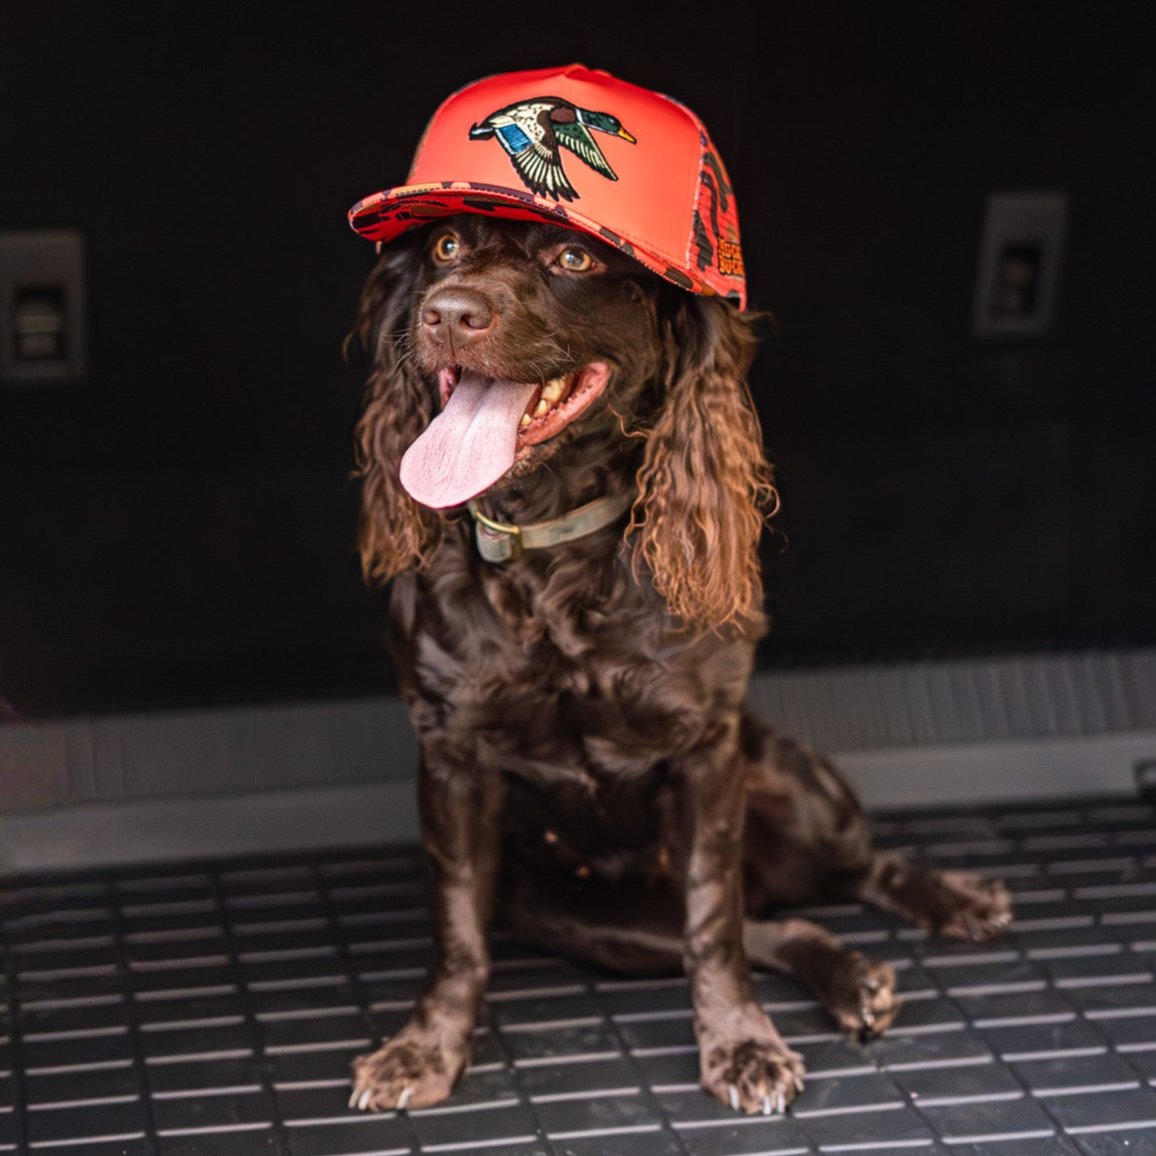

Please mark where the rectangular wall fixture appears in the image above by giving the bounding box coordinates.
[972,191,1067,339]
[0,229,86,383]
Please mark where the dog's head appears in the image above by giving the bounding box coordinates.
[352,215,775,632]
[348,66,776,631]
[386,215,667,509]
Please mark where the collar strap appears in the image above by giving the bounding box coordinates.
[467,492,634,563]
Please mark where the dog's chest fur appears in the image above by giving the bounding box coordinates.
[391,527,754,798]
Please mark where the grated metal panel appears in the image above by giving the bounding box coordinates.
[749,647,1156,752]
[2,797,1156,1153]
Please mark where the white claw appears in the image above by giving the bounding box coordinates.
[776,1090,786,1114]
[356,1088,373,1111]
[727,1084,740,1111]
[348,1087,361,1109]
[396,1085,414,1111]
[762,1095,773,1115]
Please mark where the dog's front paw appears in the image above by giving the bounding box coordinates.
[934,871,1014,942]
[349,1026,469,1112]
[700,1014,806,1115]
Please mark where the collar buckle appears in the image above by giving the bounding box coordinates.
[468,503,524,562]
[467,492,633,565]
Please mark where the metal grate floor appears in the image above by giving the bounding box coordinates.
[3,796,1156,1155]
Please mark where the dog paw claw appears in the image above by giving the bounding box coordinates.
[760,1091,787,1115]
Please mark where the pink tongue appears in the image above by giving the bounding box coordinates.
[399,372,538,509]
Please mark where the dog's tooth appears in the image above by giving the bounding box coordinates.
[519,413,532,428]
[533,398,550,417]
[541,377,565,401]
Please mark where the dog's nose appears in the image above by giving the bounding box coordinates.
[421,287,496,348]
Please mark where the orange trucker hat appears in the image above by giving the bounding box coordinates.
[348,64,747,308]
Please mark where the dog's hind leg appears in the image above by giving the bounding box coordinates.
[852,851,1013,942]
[498,860,688,977]
[741,716,1013,943]
[500,862,898,1039]
[743,918,899,1037]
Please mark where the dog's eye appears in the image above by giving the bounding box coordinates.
[431,232,461,263]
[556,246,596,273]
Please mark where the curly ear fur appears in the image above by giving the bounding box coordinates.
[630,294,778,632]
[351,239,441,585]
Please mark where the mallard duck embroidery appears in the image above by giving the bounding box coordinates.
[468,97,636,201]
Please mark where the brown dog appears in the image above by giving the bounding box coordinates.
[344,67,1012,1116]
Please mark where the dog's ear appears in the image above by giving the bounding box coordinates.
[631,295,778,631]
[350,237,440,585]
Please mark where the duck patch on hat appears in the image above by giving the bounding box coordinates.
[468,97,636,202]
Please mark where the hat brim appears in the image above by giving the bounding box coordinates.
[349,182,741,306]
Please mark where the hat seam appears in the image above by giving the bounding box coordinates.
[648,89,711,302]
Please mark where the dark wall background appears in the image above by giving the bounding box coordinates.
[1,2,1153,719]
